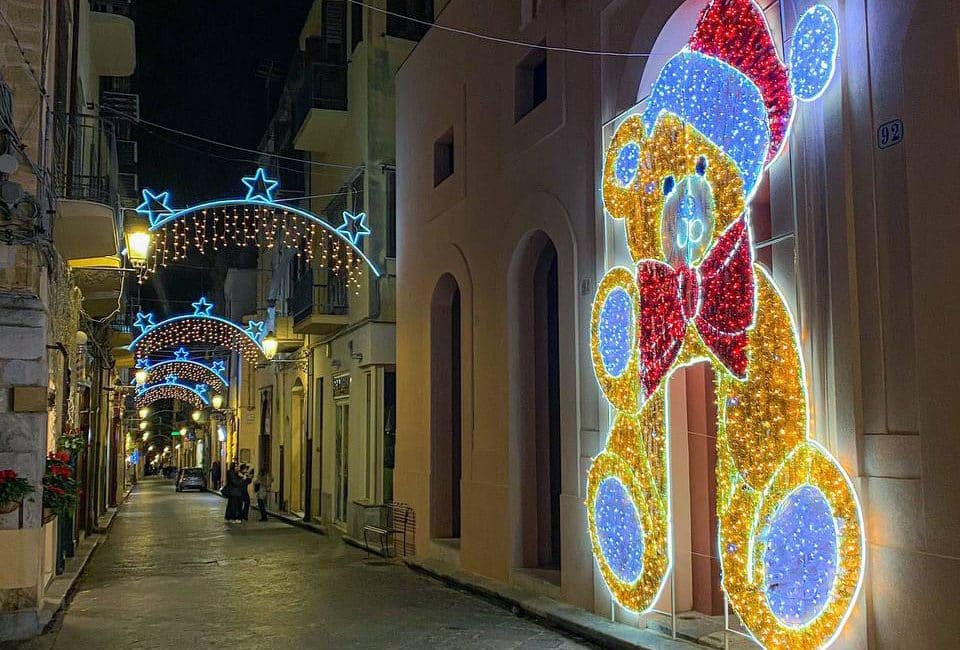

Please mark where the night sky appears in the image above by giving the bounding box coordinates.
[131,0,313,314]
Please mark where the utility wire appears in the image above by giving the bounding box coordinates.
[100,105,357,170]
[0,6,46,93]
[349,0,667,58]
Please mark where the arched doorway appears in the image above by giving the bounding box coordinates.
[430,274,462,540]
[512,232,562,572]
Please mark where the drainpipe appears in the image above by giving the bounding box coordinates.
[303,343,314,522]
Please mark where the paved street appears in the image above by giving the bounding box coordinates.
[14,478,590,649]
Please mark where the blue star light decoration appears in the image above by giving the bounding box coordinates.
[174,347,191,361]
[335,211,371,246]
[195,383,210,398]
[136,189,174,227]
[241,168,280,202]
[135,358,152,370]
[134,312,157,335]
[164,374,179,384]
[191,297,214,316]
[245,320,266,342]
[210,360,226,375]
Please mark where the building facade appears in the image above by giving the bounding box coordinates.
[395,1,959,648]
[225,0,428,536]
[0,0,136,639]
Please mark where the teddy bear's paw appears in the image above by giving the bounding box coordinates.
[719,440,864,649]
[586,418,669,612]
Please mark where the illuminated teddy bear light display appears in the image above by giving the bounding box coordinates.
[587,2,863,649]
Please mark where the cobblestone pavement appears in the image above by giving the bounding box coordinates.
[11,478,591,650]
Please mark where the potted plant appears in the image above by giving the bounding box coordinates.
[0,469,34,514]
[43,452,78,520]
[58,428,86,455]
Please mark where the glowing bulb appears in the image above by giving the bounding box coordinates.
[262,332,278,359]
[135,369,148,384]
[191,410,201,422]
[139,407,150,418]
[139,420,148,430]
[211,394,224,410]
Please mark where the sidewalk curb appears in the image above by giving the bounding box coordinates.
[203,488,326,535]
[405,557,700,650]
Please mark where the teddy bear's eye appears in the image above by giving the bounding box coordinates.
[662,175,675,196]
[696,155,708,176]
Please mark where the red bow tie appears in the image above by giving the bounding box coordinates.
[637,217,755,398]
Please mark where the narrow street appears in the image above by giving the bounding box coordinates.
[17,479,589,649]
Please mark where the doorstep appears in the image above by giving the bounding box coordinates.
[265,508,326,535]
[405,556,701,650]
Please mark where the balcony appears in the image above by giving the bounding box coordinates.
[52,113,121,267]
[292,59,349,152]
[89,9,136,77]
[290,268,350,335]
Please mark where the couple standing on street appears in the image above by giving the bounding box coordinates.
[223,462,272,523]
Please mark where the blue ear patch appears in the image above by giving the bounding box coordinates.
[789,4,840,101]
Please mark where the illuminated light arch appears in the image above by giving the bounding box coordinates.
[128,298,266,362]
[134,167,380,284]
[134,379,210,410]
[134,351,228,393]
[589,3,861,650]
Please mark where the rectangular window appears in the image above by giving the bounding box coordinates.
[386,0,434,41]
[433,128,454,187]
[515,44,547,122]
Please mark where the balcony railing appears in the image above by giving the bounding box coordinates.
[290,268,349,325]
[291,60,348,129]
[51,113,119,208]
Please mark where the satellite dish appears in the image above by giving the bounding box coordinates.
[0,153,18,174]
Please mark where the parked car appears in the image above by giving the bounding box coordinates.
[176,467,207,492]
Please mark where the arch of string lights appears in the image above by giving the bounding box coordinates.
[587,3,861,650]
[128,298,266,363]
[134,167,380,287]
[134,378,210,410]
[134,350,228,394]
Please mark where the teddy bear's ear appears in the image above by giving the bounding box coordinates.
[789,4,840,101]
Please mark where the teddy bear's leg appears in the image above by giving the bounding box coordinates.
[586,399,670,613]
[587,266,671,612]
[716,269,864,649]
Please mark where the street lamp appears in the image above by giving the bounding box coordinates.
[139,420,148,430]
[211,394,224,410]
[125,227,152,267]
[135,368,148,385]
[138,407,150,418]
[191,410,201,422]
[142,432,150,441]
[262,332,278,359]
[179,426,187,436]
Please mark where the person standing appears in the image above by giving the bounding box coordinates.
[255,469,272,522]
[224,462,243,523]
[239,463,252,521]
[210,460,221,490]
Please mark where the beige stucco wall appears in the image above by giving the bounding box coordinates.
[396,0,960,647]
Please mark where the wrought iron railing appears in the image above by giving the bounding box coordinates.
[51,113,119,208]
[290,267,349,324]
